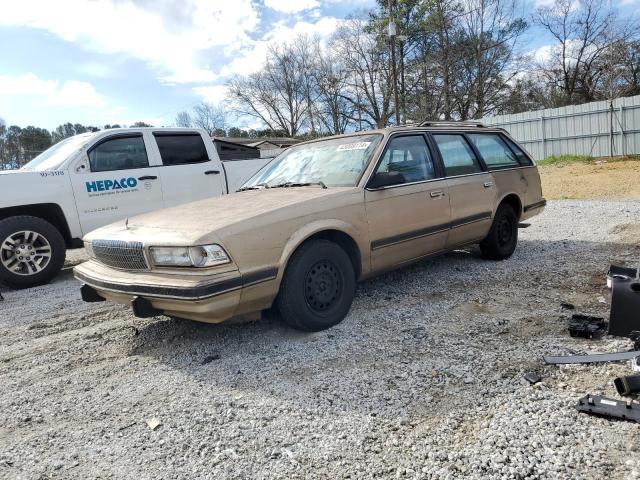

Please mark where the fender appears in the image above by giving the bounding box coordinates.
[275,219,370,285]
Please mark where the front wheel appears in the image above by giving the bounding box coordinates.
[479,204,518,260]
[276,239,356,331]
[0,216,66,288]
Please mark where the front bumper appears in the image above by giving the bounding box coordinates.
[74,260,278,323]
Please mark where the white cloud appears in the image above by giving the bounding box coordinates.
[192,85,229,104]
[46,81,106,108]
[264,0,319,13]
[0,0,260,84]
[0,73,107,108]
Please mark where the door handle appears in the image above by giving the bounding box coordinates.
[138,175,158,181]
[204,170,220,175]
[430,190,444,198]
[483,181,494,188]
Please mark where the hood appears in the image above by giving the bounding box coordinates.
[85,187,360,245]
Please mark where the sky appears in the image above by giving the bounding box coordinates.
[0,0,638,131]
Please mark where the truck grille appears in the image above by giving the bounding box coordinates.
[92,240,148,270]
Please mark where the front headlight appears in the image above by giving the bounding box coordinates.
[84,241,95,259]
[150,245,230,268]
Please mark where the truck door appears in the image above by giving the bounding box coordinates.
[150,131,225,208]
[70,133,164,235]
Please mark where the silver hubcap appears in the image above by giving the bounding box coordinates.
[1,230,52,276]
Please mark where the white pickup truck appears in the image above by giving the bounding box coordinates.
[0,128,270,288]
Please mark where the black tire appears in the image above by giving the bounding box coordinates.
[276,239,356,332]
[0,216,66,288]
[479,204,518,260]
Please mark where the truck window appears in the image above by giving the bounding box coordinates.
[88,135,149,172]
[432,134,482,177]
[467,133,519,169]
[154,134,209,166]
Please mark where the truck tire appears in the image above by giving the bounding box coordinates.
[479,203,518,260]
[0,216,66,288]
[276,239,356,331]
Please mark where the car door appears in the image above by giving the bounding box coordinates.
[70,133,164,235]
[150,131,225,208]
[365,134,451,272]
[431,133,496,248]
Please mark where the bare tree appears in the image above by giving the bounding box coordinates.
[174,111,192,128]
[227,43,309,136]
[191,102,227,136]
[331,18,394,128]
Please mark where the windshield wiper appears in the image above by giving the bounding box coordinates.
[270,181,328,189]
[237,183,270,192]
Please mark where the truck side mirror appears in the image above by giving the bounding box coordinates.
[368,171,405,189]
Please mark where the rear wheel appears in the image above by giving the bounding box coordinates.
[0,216,66,288]
[276,239,356,331]
[479,204,518,260]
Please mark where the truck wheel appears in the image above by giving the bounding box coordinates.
[479,203,518,260]
[0,216,66,288]
[276,239,356,331]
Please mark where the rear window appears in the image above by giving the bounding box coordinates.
[503,137,533,166]
[467,133,519,169]
[154,133,209,166]
[432,134,482,177]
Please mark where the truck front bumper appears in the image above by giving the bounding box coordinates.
[74,260,277,323]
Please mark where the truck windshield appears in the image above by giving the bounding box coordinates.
[242,134,382,189]
[21,133,94,171]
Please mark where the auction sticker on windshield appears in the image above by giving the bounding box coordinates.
[336,142,371,151]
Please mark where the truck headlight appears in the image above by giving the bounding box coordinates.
[84,241,95,259]
[150,245,230,268]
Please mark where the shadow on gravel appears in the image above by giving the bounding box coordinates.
[120,237,636,417]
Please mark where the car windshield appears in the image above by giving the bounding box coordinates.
[21,133,94,171]
[242,134,382,189]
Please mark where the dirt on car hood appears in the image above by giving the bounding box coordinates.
[85,187,359,245]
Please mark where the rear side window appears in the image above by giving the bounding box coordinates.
[432,134,482,177]
[154,134,209,166]
[88,136,148,172]
[377,135,436,183]
[503,137,533,166]
[467,133,519,169]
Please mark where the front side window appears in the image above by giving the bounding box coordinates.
[468,133,519,169]
[88,136,149,172]
[243,134,382,188]
[154,133,209,166]
[433,134,482,177]
[375,135,436,184]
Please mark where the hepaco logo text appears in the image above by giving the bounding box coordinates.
[86,177,138,193]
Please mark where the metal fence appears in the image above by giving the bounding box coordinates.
[481,94,640,160]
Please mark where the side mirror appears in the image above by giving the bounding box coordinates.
[368,171,405,189]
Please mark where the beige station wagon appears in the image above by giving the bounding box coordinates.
[75,122,545,331]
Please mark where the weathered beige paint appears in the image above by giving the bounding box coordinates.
[75,126,545,324]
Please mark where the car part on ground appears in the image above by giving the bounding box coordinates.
[0,215,66,289]
[479,204,518,260]
[276,239,356,331]
[608,273,640,337]
[607,264,638,289]
[544,350,640,365]
[614,375,640,396]
[568,314,607,339]
[524,372,542,384]
[576,395,640,424]
[560,302,575,310]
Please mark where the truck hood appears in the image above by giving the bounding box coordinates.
[85,187,360,245]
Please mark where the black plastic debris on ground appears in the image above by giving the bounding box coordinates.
[201,354,221,365]
[560,302,575,310]
[609,274,640,337]
[524,372,542,385]
[576,394,640,424]
[568,314,607,339]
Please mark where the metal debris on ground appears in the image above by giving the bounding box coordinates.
[575,395,640,424]
[544,350,640,365]
[524,372,542,385]
[145,417,162,431]
[568,314,607,339]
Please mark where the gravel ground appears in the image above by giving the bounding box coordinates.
[1,200,639,480]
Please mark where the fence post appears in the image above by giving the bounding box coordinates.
[539,115,546,159]
[619,105,625,157]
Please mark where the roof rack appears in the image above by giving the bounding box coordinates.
[418,120,485,128]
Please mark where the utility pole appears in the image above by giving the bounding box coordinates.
[388,0,401,126]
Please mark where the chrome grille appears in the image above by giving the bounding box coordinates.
[92,239,148,270]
